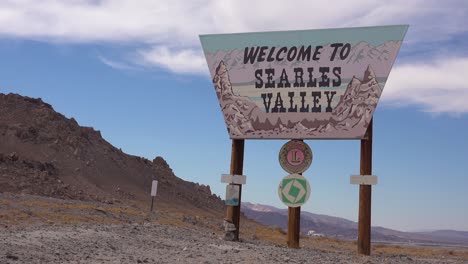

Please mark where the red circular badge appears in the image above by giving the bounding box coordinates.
[279,140,312,174]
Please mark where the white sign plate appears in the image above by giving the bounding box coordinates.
[226,185,240,206]
[151,180,158,196]
[221,174,247,185]
[350,175,378,185]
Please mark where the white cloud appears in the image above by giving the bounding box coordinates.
[0,0,466,45]
[383,58,468,114]
[137,46,208,75]
[0,0,213,43]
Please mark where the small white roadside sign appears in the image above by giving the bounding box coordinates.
[225,185,240,206]
[151,180,158,196]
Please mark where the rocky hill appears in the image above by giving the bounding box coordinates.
[0,93,223,210]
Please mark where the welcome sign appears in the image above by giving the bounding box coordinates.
[200,25,407,139]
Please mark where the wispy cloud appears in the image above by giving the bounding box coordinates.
[98,55,136,71]
[136,46,208,75]
[0,0,467,113]
[383,57,468,114]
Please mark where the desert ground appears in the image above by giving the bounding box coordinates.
[1,193,468,264]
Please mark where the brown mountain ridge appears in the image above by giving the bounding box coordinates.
[0,93,223,211]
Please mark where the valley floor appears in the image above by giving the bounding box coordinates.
[1,193,468,264]
[3,222,468,264]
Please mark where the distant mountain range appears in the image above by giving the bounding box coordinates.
[242,202,468,246]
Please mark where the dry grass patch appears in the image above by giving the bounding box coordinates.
[240,221,288,246]
[19,200,95,210]
[0,209,31,224]
[292,236,357,254]
[105,207,142,215]
[4,198,157,225]
[0,199,10,206]
[373,243,468,259]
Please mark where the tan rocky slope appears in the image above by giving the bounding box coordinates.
[0,93,223,210]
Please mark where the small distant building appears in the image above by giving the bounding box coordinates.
[307,230,325,237]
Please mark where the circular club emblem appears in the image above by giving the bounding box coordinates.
[279,140,312,174]
[278,174,311,207]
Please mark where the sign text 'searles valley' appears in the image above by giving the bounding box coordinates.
[245,43,351,113]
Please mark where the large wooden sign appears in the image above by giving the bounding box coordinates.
[200,25,407,139]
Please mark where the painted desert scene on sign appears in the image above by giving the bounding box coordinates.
[201,32,405,139]
[213,60,382,139]
[1,2,468,264]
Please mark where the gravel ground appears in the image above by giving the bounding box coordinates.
[1,223,467,264]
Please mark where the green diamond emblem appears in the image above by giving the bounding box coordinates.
[278,174,310,207]
[289,184,300,198]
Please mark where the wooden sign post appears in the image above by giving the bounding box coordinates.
[288,206,301,248]
[226,139,244,241]
[358,119,373,255]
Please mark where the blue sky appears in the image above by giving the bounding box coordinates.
[0,1,467,232]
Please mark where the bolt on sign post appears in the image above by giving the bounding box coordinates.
[200,25,407,252]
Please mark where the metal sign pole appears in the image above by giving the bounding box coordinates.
[226,139,245,241]
[358,119,373,255]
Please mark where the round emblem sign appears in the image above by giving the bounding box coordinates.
[278,174,311,207]
[279,140,312,174]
